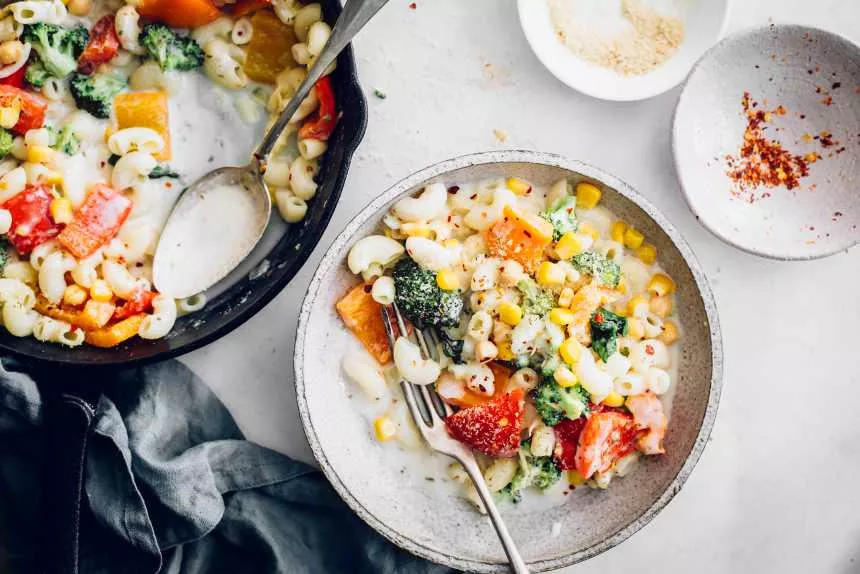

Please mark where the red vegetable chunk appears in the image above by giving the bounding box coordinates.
[551,416,587,471]
[0,65,27,88]
[573,411,639,479]
[79,15,121,75]
[2,184,63,255]
[298,76,338,141]
[113,287,156,321]
[58,184,132,259]
[445,388,524,457]
[0,85,46,134]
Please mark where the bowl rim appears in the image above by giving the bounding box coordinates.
[671,23,860,261]
[294,150,724,572]
[516,0,732,102]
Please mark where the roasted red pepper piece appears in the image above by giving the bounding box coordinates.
[2,184,63,255]
[78,15,121,75]
[57,184,132,259]
[113,287,156,321]
[297,76,338,141]
[0,65,27,89]
[445,388,524,457]
[0,85,46,134]
[551,416,587,471]
[233,0,271,17]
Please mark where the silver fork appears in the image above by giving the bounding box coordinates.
[381,304,530,574]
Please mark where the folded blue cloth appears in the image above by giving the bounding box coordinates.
[0,360,456,574]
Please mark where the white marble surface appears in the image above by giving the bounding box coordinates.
[184,1,860,572]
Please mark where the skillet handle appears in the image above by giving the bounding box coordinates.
[41,383,101,574]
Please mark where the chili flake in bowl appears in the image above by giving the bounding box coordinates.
[672,24,860,260]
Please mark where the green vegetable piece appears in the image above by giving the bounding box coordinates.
[140,23,204,72]
[53,125,80,156]
[531,379,589,426]
[570,251,621,288]
[0,237,9,272]
[149,165,180,179]
[542,195,578,240]
[69,72,126,119]
[22,23,89,80]
[24,58,51,88]
[392,256,464,329]
[0,128,14,159]
[590,307,628,362]
[516,277,555,317]
[374,88,387,99]
[500,443,562,503]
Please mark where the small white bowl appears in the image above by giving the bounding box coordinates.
[517,0,730,102]
[673,25,860,259]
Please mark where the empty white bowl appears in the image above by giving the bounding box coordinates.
[673,25,860,259]
[518,0,730,101]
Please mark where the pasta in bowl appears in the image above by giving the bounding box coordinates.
[0,0,366,362]
[296,151,722,572]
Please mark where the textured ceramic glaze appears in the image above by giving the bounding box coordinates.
[295,151,723,572]
[673,25,860,260]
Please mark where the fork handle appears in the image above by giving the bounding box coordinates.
[461,459,530,574]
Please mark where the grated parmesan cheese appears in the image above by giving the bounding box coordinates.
[549,0,685,76]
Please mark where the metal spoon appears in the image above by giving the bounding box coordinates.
[153,0,389,299]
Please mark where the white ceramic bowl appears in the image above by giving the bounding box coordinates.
[673,25,860,259]
[295,151,723,572]
[517,0,730,101]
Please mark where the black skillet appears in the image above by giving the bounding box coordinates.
[2,2,368,571]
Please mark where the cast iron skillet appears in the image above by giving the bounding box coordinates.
[2,0,368,368]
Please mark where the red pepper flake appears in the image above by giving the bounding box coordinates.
[821,96,833,106]
[447,185,460,194]
[724,92,820,202]
[644,344,655,356]
[594,312,604,324]
[408,2,416,8]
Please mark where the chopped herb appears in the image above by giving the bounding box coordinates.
[590,307,628,362]
[149,165,180,179]
[374,88,387,99]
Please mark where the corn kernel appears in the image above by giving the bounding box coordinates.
[537,261,565,286]
[27,145,55,165]
[623,226,645,250]
[549,307,575,326]
[610,221,627,243]
[436,268,460,291]
[103,125,115,142]
[0,105,20,130]
[628,317,645,340]
[647,273,675,296]
[577,222,599,241]
[373,416,397,441]
[559,337,582,365]
[555,232,583,259]
[553,365,578,388]
[62,284,88,307]
[650,294,673,317]
[42,171,63,186]
[575,182,602,209]
[616,277,627,294]
[636,243,657,265]
[49,197,73,224]
[568,470,586,486]
[401,222,432,238]
[627,295,648,317]
[497,341,515,361]
[602,392,625,408]
[659,320,679,345]
[505,177,531,196]
[558,287,574,308]
[90,280,113,302]
[498,301,523,326]
[441,238,459,248]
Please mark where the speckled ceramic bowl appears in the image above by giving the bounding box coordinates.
[673,25,860,259]
[295,151,723,572]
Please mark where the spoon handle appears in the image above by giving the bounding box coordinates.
[255,0,389,160]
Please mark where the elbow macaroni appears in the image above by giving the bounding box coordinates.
[138,294,177,340]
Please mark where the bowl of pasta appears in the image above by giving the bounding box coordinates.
[296,151,723,571]
[0,0,366,365]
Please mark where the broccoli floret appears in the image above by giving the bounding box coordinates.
[538,354,561,379]
[516,278,555,317]
[69,72,126,119]
[51,125,80,156]
[24,58,51,88]
[500,444,562,503]
[22,23,89,80]
[140,23,204,71]
[570,251,621,288]
[531,380,589,426]
[392,256,464,329]
[542,195,578,240]
[0,128,13,159]
[590,307,628,362]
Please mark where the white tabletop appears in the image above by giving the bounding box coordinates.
[183,1,860,572]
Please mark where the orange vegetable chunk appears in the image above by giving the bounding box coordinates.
[485,205,553,273]
[438,362,514,408]
[75,300,117,331]
[244,9,297,84]
[57,184,132,260]
[336,283,391,365]
[136,0,221,28]
[85,314,146,348]
[35,297,79,325]
[114,91,171,161]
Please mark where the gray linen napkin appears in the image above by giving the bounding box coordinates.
[0,360,456,574]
